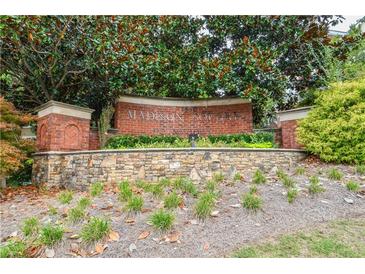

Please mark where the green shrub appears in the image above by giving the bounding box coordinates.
[118,180,133,201]
[249,185,258,194]
[58,190,73,204]
[233,172,243,181]
[328,168,343,181]
[68,206,85,223]
[0,240,26,258]
[241,193,262,211]
[295,167,306,175]
[105,133,275,149]
[150,210,175,231]
[125,195,144,212]
[252,169,266,184]
[308,176,325,194]
[356,165,365,175]
[213,172,224,183]
[287,188,298,203]
[90,182,104,197]
[346,181,360,192]
[164,192,182,209]
[81,217,110,243]
[22,217,39,237]
[39,224,64,246]
[297,80,365,164]
[194,192,216,219]
[77,197,91,210]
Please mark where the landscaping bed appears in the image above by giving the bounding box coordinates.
[1,161,364,258]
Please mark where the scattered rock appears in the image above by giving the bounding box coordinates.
[165,231,180,243]
[229,204,241,208]
[254,223,261,227]
[210,210,219,217]
[189,167,202,182]
[190,219,198,225]
[45,248,55,258]
[129,243,137,252]
[226,166,237,180]
[321,200,330,204]
[95,243,108,255]
[344,197,354,204]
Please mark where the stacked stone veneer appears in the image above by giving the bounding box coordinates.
[277,107,312,149]
[32,148,306,190]
[115,96,253,136]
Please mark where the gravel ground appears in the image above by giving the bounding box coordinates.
[1,161,364,258]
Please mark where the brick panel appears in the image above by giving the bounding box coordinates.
[280,120,303,149]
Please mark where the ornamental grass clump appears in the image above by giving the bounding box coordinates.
[163,192,182,209]
[21,217,39,238]
[252,169,266,184]
[0,240,27,258]
[328,168,343,181]
[308,176,325,194]
[90,182,104,197]
[287,188,298,203]
[194,192,216,219]
[125,195,144,212]
[356,165,365,175]
[150,210,175,231]
[174,178,198,197]
[39,224,64,247]
[150,183,164,198]
[295,167,306,176]
[118,180,133,201]
[241,193,262,211]
[213,172,225,183]
[80,217,110,243]
[346,181,360,192]
[68,206,86,223]
[77,197,91,210]
[58,190,73,204]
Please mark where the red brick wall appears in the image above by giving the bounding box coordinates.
[89,128,100,150]
[280,120,303,149]
[115,102,253,136]
[37,113,91,151]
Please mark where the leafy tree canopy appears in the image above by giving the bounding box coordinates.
[1,15,362,125]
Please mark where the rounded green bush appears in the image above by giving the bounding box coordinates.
[297,80,365,164]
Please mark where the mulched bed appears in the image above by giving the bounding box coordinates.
[1,161,364,258]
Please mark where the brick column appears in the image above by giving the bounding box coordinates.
[36,101,94,151]
[276,106,312,149]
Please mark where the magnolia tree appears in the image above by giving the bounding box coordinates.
[0,97,35,188]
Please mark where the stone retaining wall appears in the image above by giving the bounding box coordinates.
[32,148,306,190]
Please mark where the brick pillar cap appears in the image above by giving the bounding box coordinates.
[36,100,94,120]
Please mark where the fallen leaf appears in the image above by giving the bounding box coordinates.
[100,204,113,210]
[203,243,210,251]
[45,248,55,258]
[165,231,180,243]
[91,204,97,209]
[26,245,43,258]
[109,230,120,242]
[141,208,152,213]
[95,243,108,254]
[125,218,135,224]
[138,231,150,240]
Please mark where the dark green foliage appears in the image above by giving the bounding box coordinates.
[241,193,262,210]
[252,169,266,184]
[150,210,175,231]
[0,240,27,258]
[105,133,275,149]
[39,224,64,246]
[80,217,110,243]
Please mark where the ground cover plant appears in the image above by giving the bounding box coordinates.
[346,181,360,192]
[241,192,262,211]
[21,217,40,238]
[58,190,73,204]
[328,168,343,181]
[125,195,144,212]
[252,169,266,184]
[308,176,325,194]
[118,180,133,201]
[194,191,216,219]
[150,209,175,231]
[163,192,182,209]
[0,240,27,258]
[90,182,104,197]
[39,224,64,247]
[80,217,110,243]
[68,206,86,223]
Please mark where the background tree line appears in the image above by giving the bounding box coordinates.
[1,15,364,126]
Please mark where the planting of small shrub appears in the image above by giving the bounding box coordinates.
[164,192,182,209]
[0,240,26,258]
[118,180,133,201]
[308,176,325,194]
[125,195,144,212]
[346,181,360,192]
[287,188,298,203]
[105,132,275,149]
[21,217,39,237]
[297,79,365,164]
[81,217,110,243]
[90,182,104,197]
[328,168,343,181]
[58,190,73,204]
[241,193,262,211]
[39,224,64,246]
[68,206,86,223]
[77,197,91,210]
[355,165,365,175]
[194,192,216,219]
[150,210,175,231]
[252,169,266,184]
